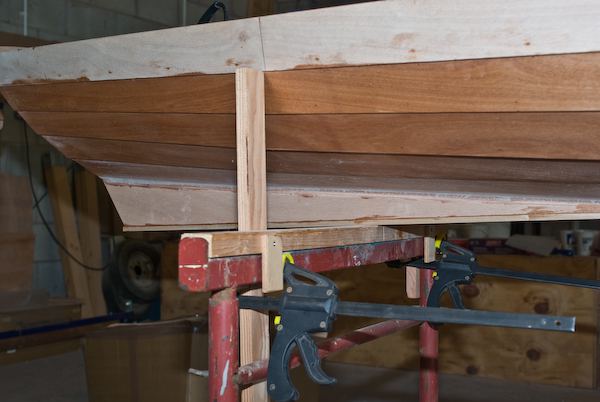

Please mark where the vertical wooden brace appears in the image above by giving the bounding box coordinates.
[236,67,267,232]
[236,67,270,402]
[406,228,437,299]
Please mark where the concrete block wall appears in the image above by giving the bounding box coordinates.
[0,106,68,297]
[0,1,372,44]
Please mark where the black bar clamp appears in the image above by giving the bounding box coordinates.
[267,262,339,402]
[409,240,600,309]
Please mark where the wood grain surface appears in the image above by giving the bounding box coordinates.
[23,111,600,161]
[102,176,600,230]
[235,67,270,402]
[265,53,600,113]
[189,226,413,258]
[6,53,600,114]
[3,74,235,113]
[2,0,600,83]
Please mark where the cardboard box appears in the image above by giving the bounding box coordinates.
[84,319,208,402]
[85,317,321,402]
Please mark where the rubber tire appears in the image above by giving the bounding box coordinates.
[116,240,161,303]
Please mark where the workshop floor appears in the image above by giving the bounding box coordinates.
[0,351,598,402]
[322,362,600,402]
[0,350,88,402]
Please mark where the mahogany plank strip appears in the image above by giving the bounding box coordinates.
[24,112,236,146]
[268,152,600,184]
[45,136,600,184]
[265,112,600,160]
[45,136,237,170]
[2,74,235,113]
[33,111,600,160]
[6,53,600,115]
[265,53,600,113]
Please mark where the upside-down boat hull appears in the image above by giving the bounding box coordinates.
[2,0,600,230]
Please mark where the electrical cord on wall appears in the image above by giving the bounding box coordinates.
[23,121,111,272]
[30,164,74,211]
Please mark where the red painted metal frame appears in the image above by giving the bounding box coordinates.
[179,236,423,292]
[235,319,420,386]
[419,269,439,402]
[209,288,239,402]
[180,235,438,402]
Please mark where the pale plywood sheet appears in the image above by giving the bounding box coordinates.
[102,179,600,231]
[0,18,263,84]
[2,0,600,83]
[261,0,600,70]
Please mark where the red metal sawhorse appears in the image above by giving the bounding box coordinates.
[179,235,438,402]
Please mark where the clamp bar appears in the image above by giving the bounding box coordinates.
[241,296,575,332]
[476,266,600,289]
[335,302,574,332]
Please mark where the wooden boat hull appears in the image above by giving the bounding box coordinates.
[2,1,600,230]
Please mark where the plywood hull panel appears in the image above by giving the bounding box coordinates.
[103,175,600,231]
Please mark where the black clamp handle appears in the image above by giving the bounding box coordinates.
[411,241,478,308]
[267,262,338,402]
[410,240,600,308]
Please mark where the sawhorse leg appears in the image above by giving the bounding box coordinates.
[209,288,240,402]
[419,268,439,402]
